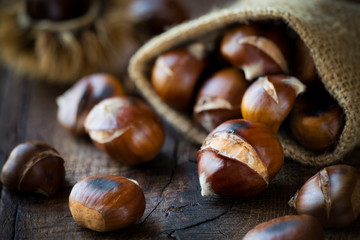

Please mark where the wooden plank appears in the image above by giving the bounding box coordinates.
[0,64,31,239]
[1,1,360,239]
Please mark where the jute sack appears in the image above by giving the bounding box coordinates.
[129,0,360,166]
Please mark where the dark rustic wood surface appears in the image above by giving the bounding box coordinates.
[1,1,360,239]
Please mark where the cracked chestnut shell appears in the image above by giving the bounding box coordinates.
[84,96,165,164]
[290,93,344,152]
[198,119,284,197]
[220,24,289,81]
[193,68,250,132]
[1,141,65,196]
[151,43,207,110]
[57,73,125,136]
[69,174,145,232]
[243,215,324,240]
[289,165,360,228]
[26,0,91,21]
[241,75,306,133]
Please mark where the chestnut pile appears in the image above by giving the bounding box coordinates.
[151,22,345,153]
[57,73,165,165]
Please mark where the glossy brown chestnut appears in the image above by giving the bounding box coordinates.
[197,119,284,197]
[57,73,125,136]
[26,0,91,21]
[241,75,306,133]
[290,93,344,152]
[1,141,65,196]
[293,38,320,86]
[289,165,360,228]
[193,68,250,131]
[84,96,165,164]
[243,215,324,240]
[69,174,146,232]
[220,24,289,81]
[128,0,188,38]
[151,43,207,110]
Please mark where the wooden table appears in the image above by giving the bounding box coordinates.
[1,1,360,239]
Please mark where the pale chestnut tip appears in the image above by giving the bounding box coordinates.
[199,173,216,197]
[187,42,206,60]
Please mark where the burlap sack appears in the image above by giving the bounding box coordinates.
[129,0,360,166]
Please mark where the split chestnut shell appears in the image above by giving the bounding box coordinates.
[197,119,284,197]
[84,96,165,164]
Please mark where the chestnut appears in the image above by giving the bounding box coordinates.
[193,68,250,132]
[290,93,344,152]
[57,73,125,136]
[26,0,91,21]
[289,165,360,228]
[241,75,306,133]
[84,96,165,164]
[293,37,320,86]
[151,43,207,110]
[128,0,188,39]
[197,119,284,197]
[69,174,145,232]
[220,24,289,81]
[243,215,324,240]
[1,141,65,196]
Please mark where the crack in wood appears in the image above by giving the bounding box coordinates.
[166,199,236,238]
[141,141,179,224]
[164,203,200,217]
[12,201,19,240]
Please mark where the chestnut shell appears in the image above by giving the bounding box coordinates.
[85,96,165,164]
[69,174,146,232]
[198,119,284,197]
[1,141,65,196]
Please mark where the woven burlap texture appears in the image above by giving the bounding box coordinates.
[129,0,360,166]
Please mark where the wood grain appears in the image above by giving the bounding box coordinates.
[1,1,360,239]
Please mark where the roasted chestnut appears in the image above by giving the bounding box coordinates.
[193,68,250,131]
[241,75,306,133]
[197,119,284,197]
[293,37,320,86]
[1,141,65,196]
[84,96,165,164]
[289,164,360,228]
[220,24,289,81]
[57,73,125,136]
[290,92,344,152]
[243,215,324,240]
[69,174,146,232]
[151,43,207,110]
